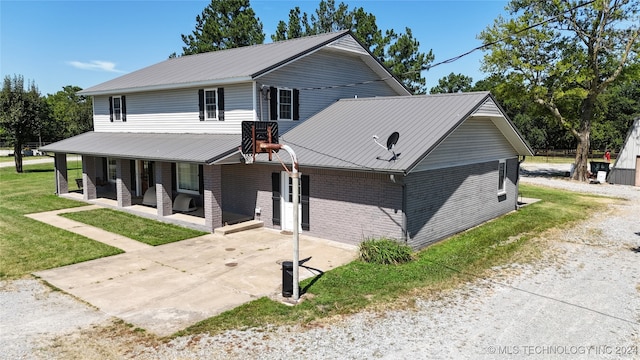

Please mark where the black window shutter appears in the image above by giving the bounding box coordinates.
[121,95,127,122]
[109,96,114,122]
[301,174,309,230]
[293,89,300,121]
[130,160,136,188]
[171,163,177,193]
[102,157,108,179]
[218,88,224,121]
[198,165,204,194]
[269,87,277,120]
[198,89,205,121]
[271,172,281,226]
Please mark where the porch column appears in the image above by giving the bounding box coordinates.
[203,164,222,231]
[54,153,68,194]
[82,155,97,200]
[155,161,173,217]
[116,159,132,207]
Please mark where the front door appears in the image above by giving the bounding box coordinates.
[281,172,302,232]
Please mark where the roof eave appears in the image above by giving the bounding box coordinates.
[78,76,253,96]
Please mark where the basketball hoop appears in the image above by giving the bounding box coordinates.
[242,152,254,165]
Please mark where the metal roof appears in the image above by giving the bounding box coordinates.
[79,31,362,96]
[40,132,240,164]
[275,92,533,173]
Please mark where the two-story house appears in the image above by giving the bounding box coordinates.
[43,30,533,250]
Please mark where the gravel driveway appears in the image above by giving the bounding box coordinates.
[2,166,639,359]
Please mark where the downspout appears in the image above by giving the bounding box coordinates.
[390,173,408,243]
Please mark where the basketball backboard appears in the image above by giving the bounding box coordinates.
[241,121,279,161]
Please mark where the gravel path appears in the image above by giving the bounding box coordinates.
[3,166,639,359]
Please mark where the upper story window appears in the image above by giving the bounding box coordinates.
[270,87,299,121]
[279,89,292,120]
[498,160,506,195]
[198,88,225,121]
[109,96,126,122]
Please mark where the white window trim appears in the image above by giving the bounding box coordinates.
[176,163,200,195]
[278,88,293,121]
[498,159,507,195]
[112,96,122,121]
[204,88,218,121]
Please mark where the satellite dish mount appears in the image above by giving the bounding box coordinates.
[373,131,400,162]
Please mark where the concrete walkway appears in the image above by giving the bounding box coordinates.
[26,205,152,252]
[30,207,357,336]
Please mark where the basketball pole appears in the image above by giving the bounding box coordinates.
[261,143,300,302]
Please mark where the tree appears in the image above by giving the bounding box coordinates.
[45,86,93,140]
[273,0,433,93]
[430,72,474,94]
[0,75,48,173]
[479,0,639,181]
[180,0,265,55]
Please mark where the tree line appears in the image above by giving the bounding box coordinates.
[0,76,92,172]
[3,0,638,180]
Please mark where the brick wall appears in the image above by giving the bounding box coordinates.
[405,158,519,249]
[221,164,405,246]
[116,159,132,207]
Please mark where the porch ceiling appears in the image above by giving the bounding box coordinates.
[41,132,240,164]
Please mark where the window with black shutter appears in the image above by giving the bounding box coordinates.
[108,95,126,122]
[270,87,299,121]
[198,88,224,121]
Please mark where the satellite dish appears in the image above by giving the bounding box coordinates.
[386,132,399,151]
[372,131,401,162]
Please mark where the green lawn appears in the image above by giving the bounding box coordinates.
[61,208,207,246]
[0,161,610,337]
[177,184,609,337]
[0,162,122,279]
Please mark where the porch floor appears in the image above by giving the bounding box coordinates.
[61,192,228,232]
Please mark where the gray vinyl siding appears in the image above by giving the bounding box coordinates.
[256,48,401,133]
[93,83,255,134]
[608,168,636,186]
[326,36,369,54]
[412,117,518,172]
[472,98,503,117]
[405,158,519,250]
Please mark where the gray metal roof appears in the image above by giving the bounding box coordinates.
[40,132,240,164]
[276,92,533,173]
[79,31,355,96]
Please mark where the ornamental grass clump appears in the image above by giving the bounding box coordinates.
[359,237,414,265]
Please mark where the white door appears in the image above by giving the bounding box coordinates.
[281,171,302,231]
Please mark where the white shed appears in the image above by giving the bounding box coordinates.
[608,117,640,186]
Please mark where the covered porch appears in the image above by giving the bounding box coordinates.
[41,132,244,232]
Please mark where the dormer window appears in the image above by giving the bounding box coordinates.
[109,95,126,122]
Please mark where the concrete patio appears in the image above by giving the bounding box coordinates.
[30,206,357,337]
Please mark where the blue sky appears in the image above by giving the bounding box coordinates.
[1,0,509,96]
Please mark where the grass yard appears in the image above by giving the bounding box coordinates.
[0,162,122,279]
[177,184,609,337]
[61,208,207,246]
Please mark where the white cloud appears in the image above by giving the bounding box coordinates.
[68,60,124,73]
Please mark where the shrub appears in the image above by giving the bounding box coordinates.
[359,237,414,265]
